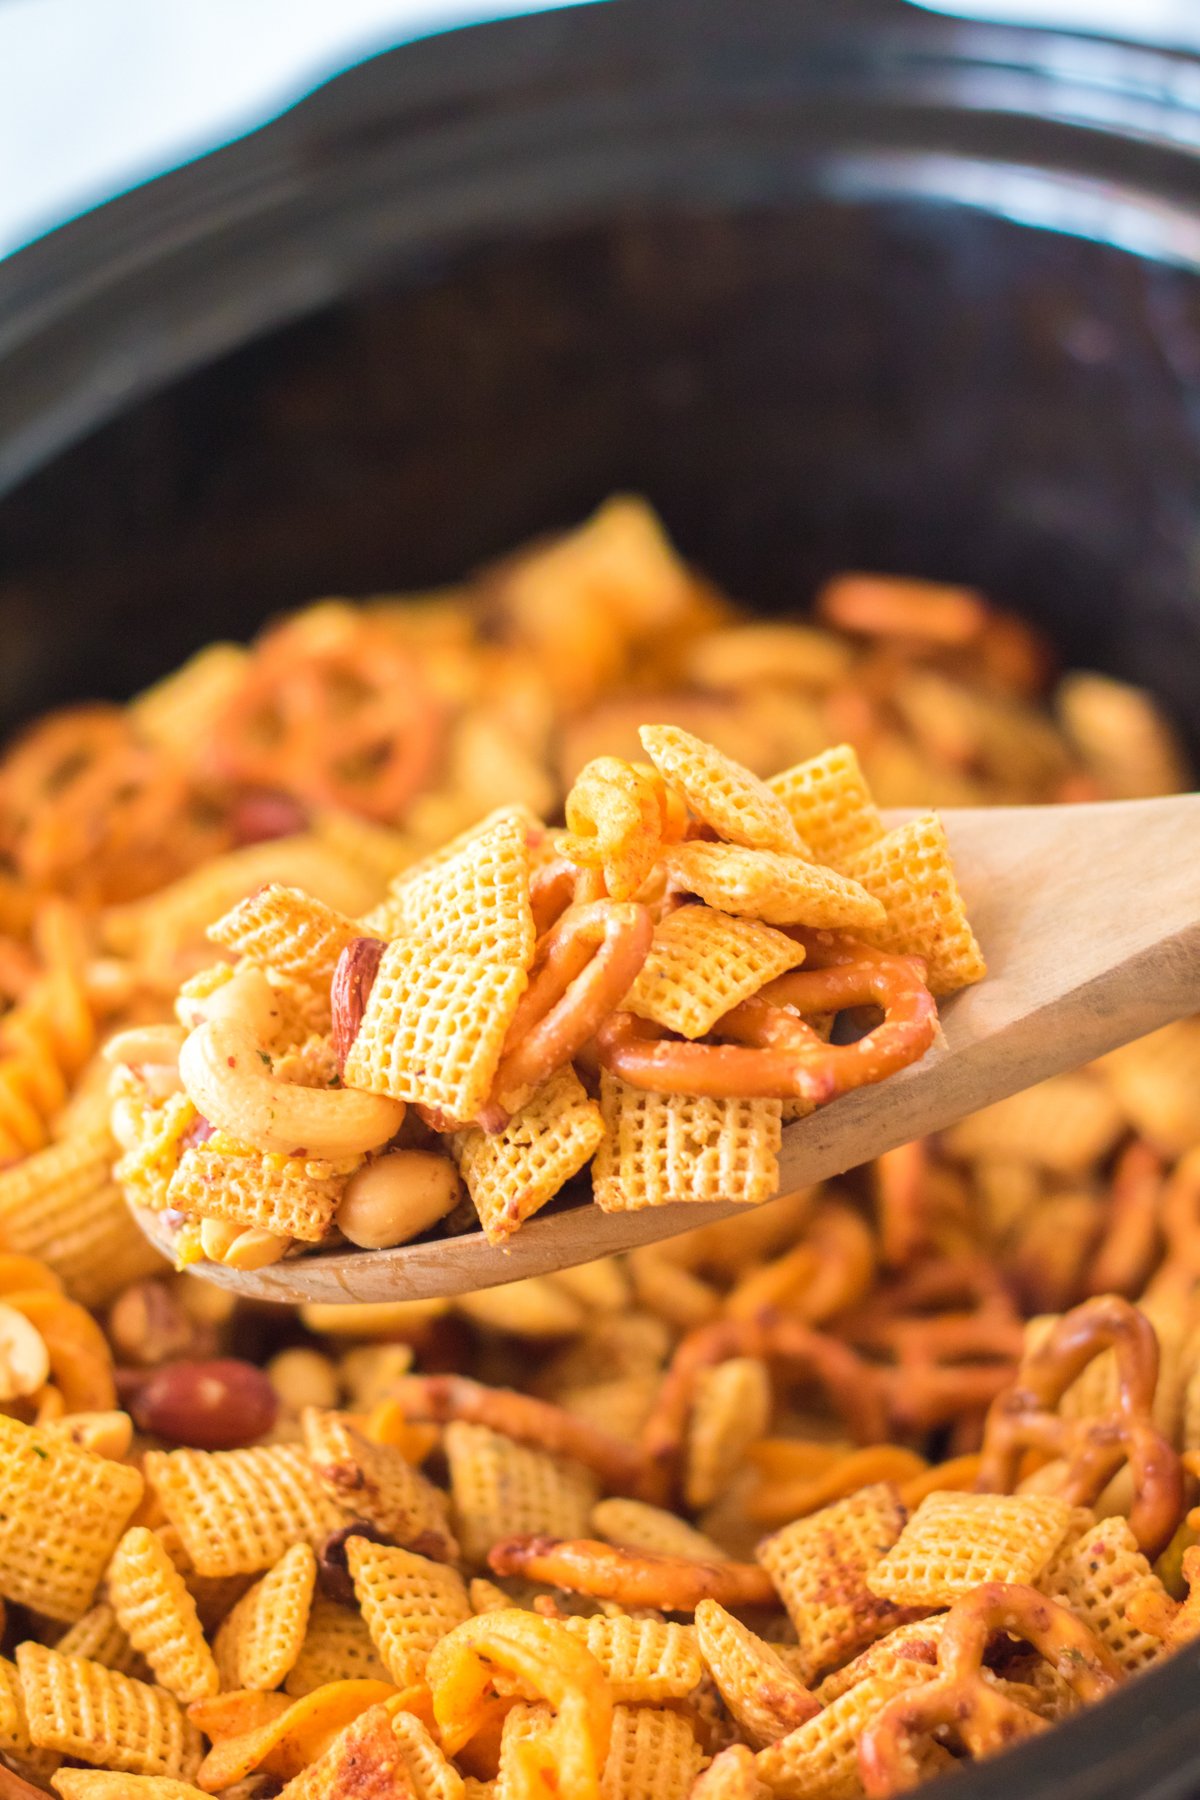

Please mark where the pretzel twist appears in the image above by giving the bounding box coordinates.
[838,1258,1025,1438]
[597,932,936,1102]
[486,898,653,1121]
[0,705,217,903]
[858,1583,1122,1797]
[975,1295,1185,1557]
[212,613,441,821]
[640,1314,888,1486]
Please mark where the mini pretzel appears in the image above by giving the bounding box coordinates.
[975,1295,1185,1557]
[485,899,653,1120]
[389,1374,653,1497]
[837,1263,1024,1438]
[641,1314,888,1486]
[212,613,442,821]
[723,1199,876,1325]
[598,932,936,1102]
[529,858,604,933]
[0,705,210,902]
[487,1535,777,1611]
[858,1582,1122,1797]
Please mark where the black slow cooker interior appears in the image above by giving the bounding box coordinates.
[4,199,1200,749]
[1,1,1200,1793]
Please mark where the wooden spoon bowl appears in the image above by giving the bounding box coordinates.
[136,796,1200,1303]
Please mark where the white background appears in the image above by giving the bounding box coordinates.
[1,0,1197,261]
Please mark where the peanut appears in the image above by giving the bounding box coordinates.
[335,1149,463,1250]
[128,1358,278,1448]
[268,1348,340,1414]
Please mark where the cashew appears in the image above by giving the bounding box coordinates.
[0,1304,50,1401]
[180,1011,404,1159]
[102,1024,187,1067]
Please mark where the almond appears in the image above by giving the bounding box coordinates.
[108,1279,212,1367]
[332,937,385,1068]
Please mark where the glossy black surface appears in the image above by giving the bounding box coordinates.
[0,4,1199,1785]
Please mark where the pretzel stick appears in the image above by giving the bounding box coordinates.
[390,1374,654,1498]
[488,1536,777,1611]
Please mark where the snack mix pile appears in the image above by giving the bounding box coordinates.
[0,499,1190,1800]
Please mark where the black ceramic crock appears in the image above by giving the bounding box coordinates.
[1,1,1199,1790]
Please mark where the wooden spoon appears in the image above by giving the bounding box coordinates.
[135,795,1200,1304]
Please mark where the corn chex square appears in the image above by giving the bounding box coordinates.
[17,1644,201,1781]
[284,1595,389,1695]
[302,1407,455,1556]
[0,1127,162,1307]
[0,1416,143,1622]
[639,723,807,856]
[757,1485,914,1683]
[0,1652,62,1784]
[591,1498,727,1564]
[866,1491,1072,1607]
[390,1709,461,1800]
[695,1600,820,1750]
[754,1672,934,1800]
[592,1073,781,1212]
[452,1066,605,1245]
[346,1536,471,1686]
[51,1778,209,1800]
[664,841,885,931]
[444,1421,597,1567]
[622,904,806,1040]
[106,1527,218,1704]
[601,1703,706,1800]
[842,812,986,995]
[383,808,535,966]
[343,939,527,1123]
[941,1074,1123,1176]
[768,744,885,871]
[142,1444,347,1579]
[213,1543,317,1692]
[814,1617,945,1705]
[55,1605,147,1681]
[168,1141,343,1243]
[562,1616,702,1703]
[208,884,363,983]
[1040,1514,1166,1675]
[266,1703,400,1800]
